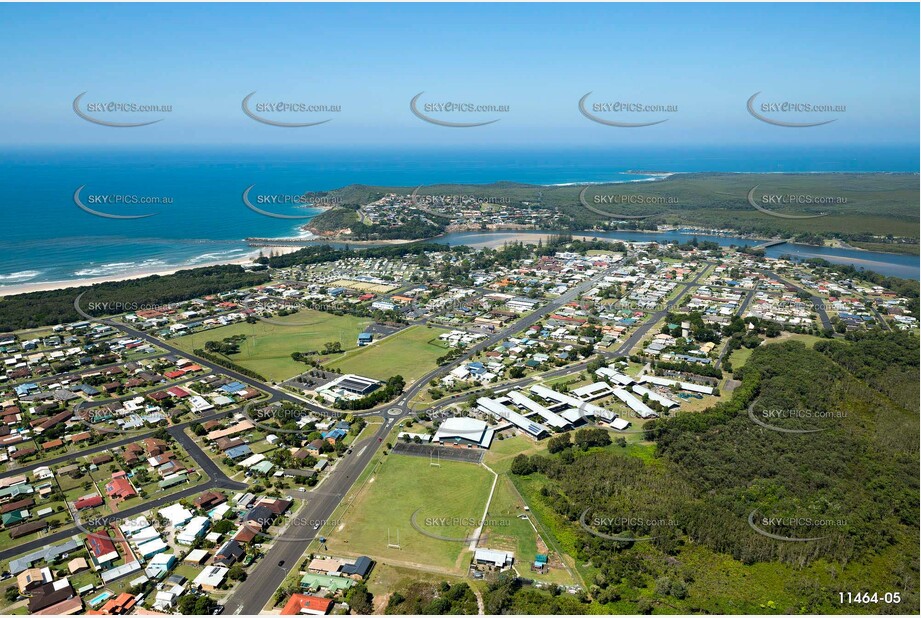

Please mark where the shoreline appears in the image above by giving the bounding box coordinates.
[0,245,304,298]
[3,229,914,298]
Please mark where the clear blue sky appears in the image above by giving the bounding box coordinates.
[1,2,917,147]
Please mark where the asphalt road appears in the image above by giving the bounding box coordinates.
[0,407,246,562]
[0,466,246,562]
[168,424,249,493]
[221,421,392,614]
[220,270,612,613]
[421,261,714,415]
[53,264,703,612]
[757,270,833,331]
[715,284,758,369]
[0,404,237,481]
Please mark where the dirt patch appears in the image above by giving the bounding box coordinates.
[535,531,549,555]
[373,592,391,614]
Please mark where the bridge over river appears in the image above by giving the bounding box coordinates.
[752,238,793,250]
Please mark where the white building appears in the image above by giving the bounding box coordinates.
[612,388,658,419]
[571,381,615,401]
[631,384,679,409]
[189,396,214,413]
[159,504,194,527]
[597,366,635,386]
[177,516,210,545]
[433,417,495,449]
[144,553,176,578]
[477,397,548,438]
[474,548,514,569]
[639,375,714,395]
[529,384,615,422]
[506,391,570,430]
[193,566,229,591]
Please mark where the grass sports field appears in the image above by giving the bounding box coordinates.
[171,310,371,382]
[325,454,493,572]
[324,325,451,382]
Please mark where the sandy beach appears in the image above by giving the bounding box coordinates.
[0,245,304,297]
[0,233,561,297]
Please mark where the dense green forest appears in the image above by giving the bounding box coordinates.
[307,205,360,232]
[263,242,468,269]
[508,332,919,613]
[0,265,270,332]
[385,576,593,615]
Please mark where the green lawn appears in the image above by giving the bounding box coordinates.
[365,562,469,606]
[485,434,547,475]
[250,441,278,455]
[324,325,451,382]
[171,562,205,582]
[68,568,101,591]
[766,332,826,348]
[170,310,372,382]
[510,471,597,587]
[324,453,493,572]
[728,345,753,369]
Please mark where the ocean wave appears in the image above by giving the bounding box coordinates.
[0,270,43,282]
[185,249,251,264]
[74,259,167,277]
[546,173,673,187]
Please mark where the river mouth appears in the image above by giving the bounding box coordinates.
[434,229,918,279]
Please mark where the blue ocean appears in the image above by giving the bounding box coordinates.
[0,145,917,287]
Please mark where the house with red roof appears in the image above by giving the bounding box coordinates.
[97,592,136,615]
[41,439,64,451]
[74,495,104,510]
[105,477,136,501]
[86,530,119,567]
[281,594,334,615]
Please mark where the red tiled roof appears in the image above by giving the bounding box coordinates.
[105,477,136,499]
[87,529,117,559]
[281,594,333,616]
[75,495,104,510]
